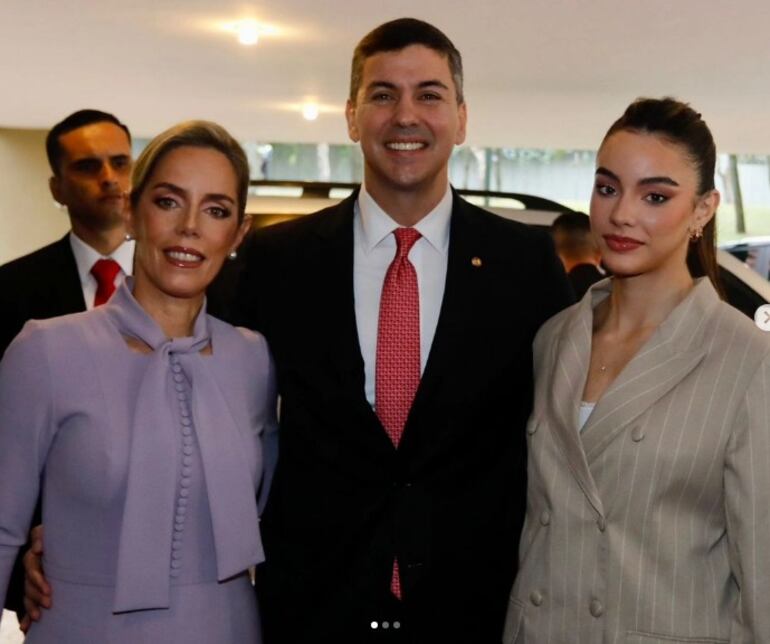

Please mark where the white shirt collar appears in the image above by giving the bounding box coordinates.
[69,231,134,284]
[357,183,453,254]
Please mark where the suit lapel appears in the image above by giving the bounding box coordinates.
[580,283,714,462]
[545,292,604,516]
[314,192,386,434]
[403,194,480,444]
[50,235,87,313]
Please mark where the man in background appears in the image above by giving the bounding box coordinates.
[0,109,133,620]
[0,109,134,358]
[551,210,604,299]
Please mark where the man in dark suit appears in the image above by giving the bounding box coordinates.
[235,18,572,644]
[551,211,605,300]
[0,110,132,622]
[0,109,134,359]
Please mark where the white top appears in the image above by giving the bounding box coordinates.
[578,401,595,432]
[353,183,452,407]
[69,232,134,309]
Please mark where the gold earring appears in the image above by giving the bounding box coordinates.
[689,226,703,241]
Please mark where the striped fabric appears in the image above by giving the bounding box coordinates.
[505,277,770,644]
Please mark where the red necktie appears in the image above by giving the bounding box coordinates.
[375,227,421,600]
[91,258,121,306]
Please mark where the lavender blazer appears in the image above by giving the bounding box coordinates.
[0,282,277,642]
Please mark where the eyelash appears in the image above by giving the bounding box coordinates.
[154,198,231,218]
[594,184,670,205]
[206,206,231,219]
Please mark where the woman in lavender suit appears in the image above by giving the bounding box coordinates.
[0,121,277,642]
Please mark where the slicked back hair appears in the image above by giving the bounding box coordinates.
[130,120,250,222]
[602,97,721,293]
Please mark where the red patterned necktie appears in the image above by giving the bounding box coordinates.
[375,227,421,600]
[91,258,121,306]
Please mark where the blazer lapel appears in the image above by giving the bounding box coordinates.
[580,280,716,463]
[544,291,604,516]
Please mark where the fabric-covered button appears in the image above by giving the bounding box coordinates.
[181,427,192,438]
[180,488,189,498]
[172,550,182,561]
[173,373,184,383]
[170,569,180,578]
[176,506,187,516]
[527,422,538,435]
[540,510,551,526]
[183,436,193,446]
[170,560,182,569]
[597,516,607,532]
[171,363,182,373]
[183,456,193,466]
[182,467,192,477]
[177,392,186,401]
[181,478,191,488]
[590,599,604,617]
[179,406,190,417]
[178,497,189,506]
[530,590,543,607]
[175,383,185,393]
[172,540,182,551]
[181,417,192,427]
[183,446,193,456]
[631,426,645,442]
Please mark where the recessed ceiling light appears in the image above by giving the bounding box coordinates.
[236,19,260,45]
[302,103,320,121]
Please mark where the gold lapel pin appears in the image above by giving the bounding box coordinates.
[471,257,482,268]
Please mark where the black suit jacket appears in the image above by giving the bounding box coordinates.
[232,191,572,644]
[0,234,85,358]
[0,234,86,614]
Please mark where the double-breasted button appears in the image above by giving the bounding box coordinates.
[529,590,544,607]
[597,516,606,532]
[631,426,645,442]
[539,510,551,526]
[589,599,604,617]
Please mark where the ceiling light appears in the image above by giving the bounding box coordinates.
[302,103,320,121]
[236,20,260,45]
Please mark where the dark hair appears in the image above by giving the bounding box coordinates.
[350,18,464,104]
[551,211,598,259]
[130,120,250,222]
[603,97,721,292]
[46,109,131,175]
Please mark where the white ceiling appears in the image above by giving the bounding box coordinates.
[2,0,770,153]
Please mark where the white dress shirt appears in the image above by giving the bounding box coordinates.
[353,183,452,407]
[69,232,134,310]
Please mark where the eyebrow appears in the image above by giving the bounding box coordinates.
[595,166,680,187]
[152,182,236,204]
[366,79,450,92]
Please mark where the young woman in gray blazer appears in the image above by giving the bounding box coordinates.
[506,98,770,643]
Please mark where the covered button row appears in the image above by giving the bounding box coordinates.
[170,354,194,578]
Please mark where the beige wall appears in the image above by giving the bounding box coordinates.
[0,128,69,265]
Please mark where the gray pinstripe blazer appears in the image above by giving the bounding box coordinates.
[505,278,770,644]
